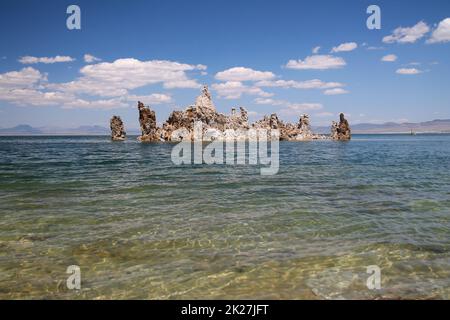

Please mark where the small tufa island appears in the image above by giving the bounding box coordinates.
[110,115,126,141]
[110,85,351,142]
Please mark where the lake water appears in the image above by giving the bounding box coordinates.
[0,134,449,299]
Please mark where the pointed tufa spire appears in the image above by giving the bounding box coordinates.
[195,85,216,112]
[137,101,160,142]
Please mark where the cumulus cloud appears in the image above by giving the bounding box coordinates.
[255,79,344,90]
[331,42,358,53]
[0,68,75,107]
[323,88,349,95]
[62,94,171,110]
[195,64,208,71]
[312,46,321,54]
[383,21,430,44]
[4,89,75,107]
[215,67,275,82]
[285,55,346,70]
[280,103,323,115]
[254,98,286,106]
[0,59,191,109]
[254,97,322,115]
[49,58,204,97]
[61,97,129,110]
[125,93,172,104]
[0,67,47,88]
[84,54,101,63]
[163,79,203,89]
[212,81,273,99]
[381,54,398,62]
[396,68,422,75]
[0,67,68,107]
[19,55,75,64]
[427,18,450,43]
[315,112,334,117]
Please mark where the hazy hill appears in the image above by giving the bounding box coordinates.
[0,124,42,135]
[314,119,450,134]
[0,125,140,135]
[2,119,450,135]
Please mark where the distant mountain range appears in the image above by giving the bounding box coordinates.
[1,119,450,135]
[314,119,450,134]
[0,124,140,135]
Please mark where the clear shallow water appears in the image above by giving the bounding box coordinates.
[0,134,449,299]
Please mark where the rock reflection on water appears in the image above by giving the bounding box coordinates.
[0,135,449,299]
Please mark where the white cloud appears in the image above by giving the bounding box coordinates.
[19,55,75,64]
[61,97,129,110]
[315,112,334,117]
[281,103,323,115]
[212,81,273,99]
[0,67,69,107]
[312,46,321,54]
[254,97,322,115]
[331,42,358,53]
[49,58,204,97]
[125,93,172,105]
[2,89,75,107]
[0,67,47,88]
[195,64,207,71]
[427,18,450,43]
[84,54,101,63]
[254,98,285,106]
[383,21,430,44]
[61,94,171,110]
[163,79,202,89]
[215,67,275,82]
[367,46,385,50]
[323,88,349,95]
[381,54,398,62]
[0,60,186,109]
[285,55,346,70]
[255,79,344,90]
[0,68,74,108]
[396,68,422,75]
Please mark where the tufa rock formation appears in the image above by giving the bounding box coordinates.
[123,85,350,142]
[138,101,160,142]
[252,113,326,140]
[331,113,351,140]
[160,85,251,142]
[110,115,126,141]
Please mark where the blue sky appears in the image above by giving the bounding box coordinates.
[0,0,449,129]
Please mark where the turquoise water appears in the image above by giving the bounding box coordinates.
[0,134,449,299]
